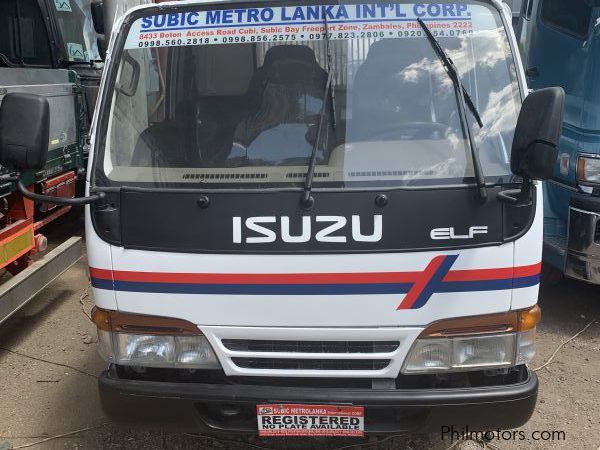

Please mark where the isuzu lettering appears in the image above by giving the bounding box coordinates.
[0,0,565,436]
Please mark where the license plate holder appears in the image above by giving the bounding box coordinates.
[256,403,364,437]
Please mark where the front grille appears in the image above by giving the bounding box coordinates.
[221,339,400,354]
[203,326,416,378]
[231,358,391,371]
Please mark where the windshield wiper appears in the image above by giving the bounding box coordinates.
[301,15,335,208]
[417,18,487,201]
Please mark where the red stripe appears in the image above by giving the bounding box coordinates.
[514,262,542,278]
[443,262,541,282]
[88,262,542,286]
[89,267,113,280]
[397,255,446,310]
[444,267,514,282]
[89,268,420,284]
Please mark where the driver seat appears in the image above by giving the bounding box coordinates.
[231,45,330,163]
[350,39,432,141]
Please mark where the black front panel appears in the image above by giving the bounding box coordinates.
[91,186,535,254]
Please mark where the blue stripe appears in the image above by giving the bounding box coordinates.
[107,280,413,295]
[142,17,472,33]
[91,278,114,290]
[411,255,459,309]
[439,276,540,293]
[512,275,541,289]
[438,278,515,293]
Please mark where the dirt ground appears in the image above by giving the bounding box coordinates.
[0,212,598,450]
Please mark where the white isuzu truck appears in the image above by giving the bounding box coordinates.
[0,0,565,437]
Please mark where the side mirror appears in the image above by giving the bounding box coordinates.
[511,87,565,181]
[0,93,105,206]
[97,36,106,61]
[91,1,105,35]
[0,93,50,171]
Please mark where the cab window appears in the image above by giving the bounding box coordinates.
[541,0,592,39]
[0,0,52,67]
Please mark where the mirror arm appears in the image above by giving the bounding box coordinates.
[15,177,105,206]
[497,177,534,206]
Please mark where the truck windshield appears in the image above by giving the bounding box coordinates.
[99,1,521,189]
[53,0,101,62]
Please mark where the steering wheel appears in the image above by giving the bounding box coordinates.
[360,122,453,141]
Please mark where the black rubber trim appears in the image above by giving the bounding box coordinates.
[100,367,537,405]
[90,184,537,253]
[98,367,538,433]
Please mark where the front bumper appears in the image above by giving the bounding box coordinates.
[566,195,600,283]
[99,366,538,434]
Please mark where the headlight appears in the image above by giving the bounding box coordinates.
[402,306,540,374]
[403,333,516,373]
[93,308,220,369]
[577,156,600,185]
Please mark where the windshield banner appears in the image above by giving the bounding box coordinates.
[125,3,479,49]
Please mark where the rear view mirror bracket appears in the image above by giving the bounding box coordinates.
[497,178,533,206]
[498,87,565,205]
[0,173,106,206]
[15,176,106,206]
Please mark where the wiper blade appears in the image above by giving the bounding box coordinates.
[417,19,483,128]
[417,18,487,201]
[301,15,335,208]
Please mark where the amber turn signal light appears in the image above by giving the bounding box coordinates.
[517,305,541,332]
[420,305,541,338]
[91,307,201,335]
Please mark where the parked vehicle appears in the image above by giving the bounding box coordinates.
[0,0,103,324]
[517,0,600,284]
[0,0,565,434]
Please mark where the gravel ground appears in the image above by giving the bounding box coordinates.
[0,212,598,450]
